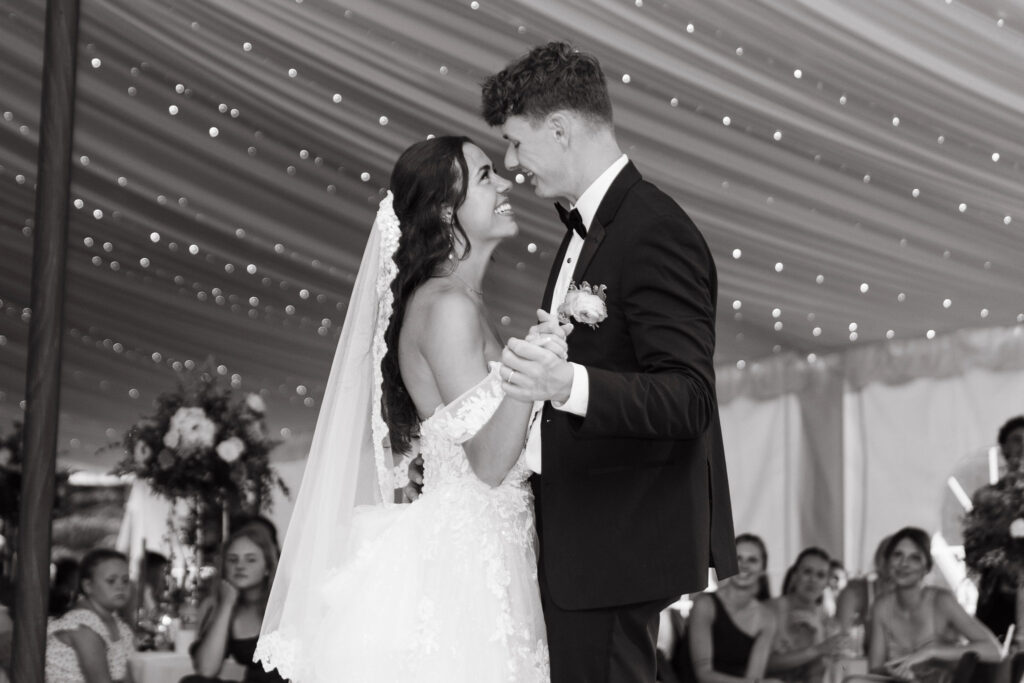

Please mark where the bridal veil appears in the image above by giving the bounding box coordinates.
[255,192,405,680]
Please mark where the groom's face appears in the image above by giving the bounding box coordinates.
[500,114,569,201]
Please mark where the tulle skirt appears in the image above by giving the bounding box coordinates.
[306,477,549,682]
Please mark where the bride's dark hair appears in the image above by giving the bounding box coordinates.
[383,136,473,455]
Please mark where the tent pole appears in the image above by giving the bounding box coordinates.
[11,0,81,680]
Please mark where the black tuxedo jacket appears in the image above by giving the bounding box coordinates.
[537,161,738,610]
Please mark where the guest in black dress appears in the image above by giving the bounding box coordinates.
[182,524,286,683]
[674,534,781,683]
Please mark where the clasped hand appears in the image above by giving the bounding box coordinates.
[500,309,574,404]
[885,647,933,680]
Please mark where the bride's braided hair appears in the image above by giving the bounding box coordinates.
[382,136,472,455]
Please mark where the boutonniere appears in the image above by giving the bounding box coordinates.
[557,281,608,329]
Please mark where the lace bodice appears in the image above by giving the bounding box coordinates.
[418,363,531,492]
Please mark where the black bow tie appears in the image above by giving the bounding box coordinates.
[555,203,587,239]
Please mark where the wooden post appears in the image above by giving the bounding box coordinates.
[11,0,81,679]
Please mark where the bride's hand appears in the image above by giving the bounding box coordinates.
[525,309,572,359]
[525,333,569,360]
[403,455,424,502]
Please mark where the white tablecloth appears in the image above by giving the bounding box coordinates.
[129,651,246,683]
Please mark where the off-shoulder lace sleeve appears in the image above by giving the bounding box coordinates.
[427,363,506,444]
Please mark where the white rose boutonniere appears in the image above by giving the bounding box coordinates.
[557,281,608,329]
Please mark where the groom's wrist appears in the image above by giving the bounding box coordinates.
[552,363,588,416]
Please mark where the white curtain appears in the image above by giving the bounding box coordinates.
[717,324,1024,582]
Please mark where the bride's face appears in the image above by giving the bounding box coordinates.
[454,143,517,245]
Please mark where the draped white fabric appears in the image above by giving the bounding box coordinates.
[1,0,1023,562]
[718,323,1024,582]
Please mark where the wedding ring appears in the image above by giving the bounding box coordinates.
[506,369,516,384]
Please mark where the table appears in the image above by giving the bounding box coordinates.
[129,651,246,683]
[824,656,869,683]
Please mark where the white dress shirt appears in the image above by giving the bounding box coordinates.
[524,154,629,474]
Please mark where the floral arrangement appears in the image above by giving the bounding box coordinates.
[557,281,608,329]
[962,469,1024,582]
[114,369,287,516]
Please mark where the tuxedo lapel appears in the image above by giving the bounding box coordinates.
[569,218,605,284]
[570,161,641,284]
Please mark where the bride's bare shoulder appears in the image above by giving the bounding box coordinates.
[404,280,485,349]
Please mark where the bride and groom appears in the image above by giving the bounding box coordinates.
[255,41,737,682]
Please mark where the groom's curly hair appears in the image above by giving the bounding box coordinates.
[481,41,613,127]
[383,136,472,455]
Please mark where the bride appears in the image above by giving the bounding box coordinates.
[254,136,557,681]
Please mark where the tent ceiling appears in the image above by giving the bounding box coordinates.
[1,0,1022,468]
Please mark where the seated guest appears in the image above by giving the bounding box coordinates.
[835,536,893,653]
[0,584,11,683]
[139,550,170,616]
[996,414,1024,473]
[45,549,135,683]
[673,534,781,683]
[183,524,284,683]
[823,560,847,618]
[230,514,280,555]
[768,548,849,683]
[865,527,999,683]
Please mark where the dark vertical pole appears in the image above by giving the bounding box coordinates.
[11,0,81,679]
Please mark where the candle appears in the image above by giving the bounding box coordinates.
[947,476,974,512]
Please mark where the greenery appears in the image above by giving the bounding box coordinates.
[113,368,288,517]
[963,470,1024,582]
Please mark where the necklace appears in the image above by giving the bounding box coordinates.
[451,272,483,298]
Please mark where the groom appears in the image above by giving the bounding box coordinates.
[491,42,738,681]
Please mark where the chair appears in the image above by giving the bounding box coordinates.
[951,651,980,683]
[1009,651,1024,683]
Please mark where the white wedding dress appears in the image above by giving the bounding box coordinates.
[303,364,549,682]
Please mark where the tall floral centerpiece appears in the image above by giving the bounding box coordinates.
[962,469,1024,582]
[114,369,287,572]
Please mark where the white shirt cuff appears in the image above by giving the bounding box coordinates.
[553,363,589,417]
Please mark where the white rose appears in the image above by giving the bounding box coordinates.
[0,447,12,467]
[163,428,180,449]
[215,436,246,463]
[168,407,217,450]
[245,393,266,414]
[570,292,607,327]
[1009,518,1024,538]
[133,440,153,464]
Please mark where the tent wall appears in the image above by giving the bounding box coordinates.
[717,324,1024,581]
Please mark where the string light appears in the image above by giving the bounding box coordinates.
[2,0,1019,461]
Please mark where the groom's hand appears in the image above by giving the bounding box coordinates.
[402,454,424,502]
[501,336,574,404]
